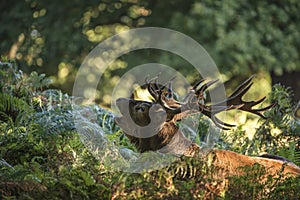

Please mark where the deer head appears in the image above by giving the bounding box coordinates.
[115,75,274,154]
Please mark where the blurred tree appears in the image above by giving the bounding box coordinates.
[162,0,300,100]
[1,0,299,104]
[0,0,151,95]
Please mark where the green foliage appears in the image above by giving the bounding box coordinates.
[1,0,300,103]
[187,1,300,75]
[2,0,300,197]
[0,59,51,100]
[0,93,34,134]
[0,61,299,199]
[226,163,300,199]
[253,84,300,163]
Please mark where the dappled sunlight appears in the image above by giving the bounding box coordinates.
[1,0,300,198]
[217,111,261,141]
[242,117,260,140]
[57,62,73,84]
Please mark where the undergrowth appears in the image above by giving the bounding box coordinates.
[0,59,299,199]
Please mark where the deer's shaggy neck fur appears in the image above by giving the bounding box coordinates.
[158,122,195,155]
[124,121,180,152]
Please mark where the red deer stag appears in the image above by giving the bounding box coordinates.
[114,75,300,179]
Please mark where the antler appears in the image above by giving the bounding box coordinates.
[146,76,182,115]
[193,75,275,129]
[146,75,275,130]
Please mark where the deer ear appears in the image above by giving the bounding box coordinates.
[149,104,167,124]
[115,116,134,134]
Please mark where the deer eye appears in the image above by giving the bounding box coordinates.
[135,105,143,112]
[134,104,147,113]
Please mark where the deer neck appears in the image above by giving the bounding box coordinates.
[158,122,200,156]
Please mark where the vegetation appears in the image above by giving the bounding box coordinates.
[0,60,299,199]
[1,0,300,104]
[1,0,300,198]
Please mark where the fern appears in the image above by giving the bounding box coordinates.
[276,142,300,166]
[248,84,300,155]
[0,60,51,101]
[0,93,34,135]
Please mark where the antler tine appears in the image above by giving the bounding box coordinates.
[199,103,242,130]
[198,104,236,130]
[161,76,176,98]
[255,103,276,118]
[213,75,274,119]
[184,79,218,103]
[214,116,236,128]
[167,82,173,98]
[211,115,235,130]
[146,76,182,116]
[148,83,158,100]
[224,82,253,106]
[145,73,161,88]
[190,75,274,129]
[196,79,219,96]
[147,75,174,100]
[239,97,275,119]
[182,79,231,127]
[192,79,206,90]
[146,73,165,99]
[229,75,255,98]
[153,72,162,81]
[157,91,182,115]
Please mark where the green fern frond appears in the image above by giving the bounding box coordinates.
[0,93,33,131]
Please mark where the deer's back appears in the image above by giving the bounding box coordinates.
[211,149,300,177]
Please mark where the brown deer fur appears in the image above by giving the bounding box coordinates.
[115,98,300,178]
[114,76,300,180]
